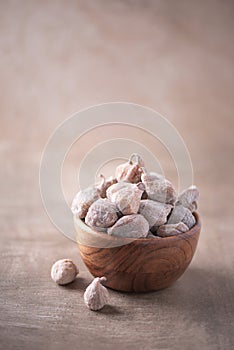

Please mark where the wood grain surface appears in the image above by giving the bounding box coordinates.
[0,1,234,350]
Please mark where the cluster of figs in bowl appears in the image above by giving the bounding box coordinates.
[72,154,201,292]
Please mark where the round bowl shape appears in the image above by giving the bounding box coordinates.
[75,213,201,292]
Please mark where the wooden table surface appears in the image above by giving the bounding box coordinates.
[0,1,234,349]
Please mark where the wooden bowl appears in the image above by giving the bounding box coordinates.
[74,213,201,292]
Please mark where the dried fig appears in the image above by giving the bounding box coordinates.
[115,153,144,183]
[84,277,109,311]
[157,222,189,237]
[167,204,196,229]
[107,182,145,215]
[107,214,149,238]
[139,199,172,228]
[141,168,177,204]
[96,174,117,198]
[176,185,199,212]
[85,198,119,232]
[71,187,101,219]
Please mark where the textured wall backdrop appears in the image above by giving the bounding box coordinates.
[0,1,234,350]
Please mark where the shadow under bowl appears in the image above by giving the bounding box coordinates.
[74,213,201,292]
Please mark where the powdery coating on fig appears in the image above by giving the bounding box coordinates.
[96,174,117,198]
[157,222,189,237]
[107,182,145,215]
[85,198,119,231]
[71,187,101,219]
[115,153,144,183]
[139,200,172,228]
[167,204,187,224]
[107,214,149,238]
[167,204,196,229]
[141,169,164,183]
[106,181,132,200]
[84,277,109,311]
[141,170,177,204]
[176,185,199,212]
[51,259,79,285]
[145,171,164,180]
[181,208,196,229]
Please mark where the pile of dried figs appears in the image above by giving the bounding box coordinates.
[71,154,199,238]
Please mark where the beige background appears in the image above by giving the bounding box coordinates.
[0,1,234,350]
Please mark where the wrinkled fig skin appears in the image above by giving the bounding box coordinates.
[181,208,196,229]
[106,182,131,200]
[107,214,149,238]
[85,198,119,231]
[167,204,187,224]
[157,222,189,237]
[84,277,109,311]
[141,172,177,204]
[115,186,145,215]
[51,259,79,285]
[107,182,145,215]
[115,162,142,183]
[97,175,117,198]
[176,185,199,212]
[167,204,196,229]
[115,154,144,183]
[139,200,172,228]
[71,187,101,219]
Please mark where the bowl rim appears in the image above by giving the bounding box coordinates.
[138,211,201,242]
[74,212,201,245]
